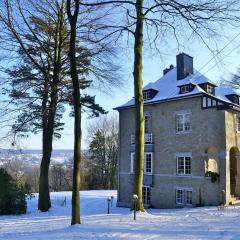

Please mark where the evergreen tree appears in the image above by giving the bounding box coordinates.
[0,168,27,215]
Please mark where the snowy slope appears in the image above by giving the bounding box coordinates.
[1,190,240,239]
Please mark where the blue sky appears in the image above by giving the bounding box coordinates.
[2,28,240,150]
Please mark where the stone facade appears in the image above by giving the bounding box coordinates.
[117,95,240,208]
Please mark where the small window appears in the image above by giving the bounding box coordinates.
[181,85,190,94]
[207,98,212,107]
[233,96,239,105]
[177,155,191,175]
[144,115,151,133]
[142,186,151,205]
[207,85,214,94]
[130,153,135,173]
[176,189,184,204]
[143,91,151,101]
[202,97,207,108]
[145,153,152,174]
[185,190,193,205]
[236,116,240,132]
[176,188,193,205]
[176,113,191,133]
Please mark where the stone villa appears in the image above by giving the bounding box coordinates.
[115,53,240,208]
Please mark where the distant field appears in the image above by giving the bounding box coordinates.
[1,190,240,239]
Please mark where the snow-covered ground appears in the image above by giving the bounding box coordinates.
[1,190,240,240]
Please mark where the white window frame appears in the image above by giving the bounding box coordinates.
[176,188,193,206]
[236,115,240,133]
[176,113,191,133]
[207,85,214,94]
[144,115,151,133]
[176,154,191,175]
[130,152,153,174]
[142,185,151,205]
[143,91,151,101]
[130,152,134,173]
[176,188,184,204]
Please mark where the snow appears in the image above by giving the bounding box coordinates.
[116,67,239,110]
[1,190,240,239]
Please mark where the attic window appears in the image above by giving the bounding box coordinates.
[143,89,158,101]
[181,85,190,94]
[233,95,239,105]
[143,91,151,100]
[207,85,214,95]
[225,94,240,105]
[179,84,194,94]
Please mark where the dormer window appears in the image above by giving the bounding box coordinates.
[199,83,216,95]
[207,85,214,94]
[143,89,158,101]
[181,85,190,94]
[226,94,240,105]
[143,91,151,100]
[233,95,239,105]
[179,84,194,94]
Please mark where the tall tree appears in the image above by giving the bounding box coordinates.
[0,0,118,212]
[0,0,68,211]
[67,0,82,225]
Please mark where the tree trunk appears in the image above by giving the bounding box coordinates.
[38,2,64,212]
[38,133,52,211]
[132,0,145,212]
[66,0,81,225]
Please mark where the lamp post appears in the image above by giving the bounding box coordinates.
[111,195,114,207]
[107,197,111,214]
[132,194,138,220]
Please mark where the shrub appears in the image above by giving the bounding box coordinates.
[0,168,27,215]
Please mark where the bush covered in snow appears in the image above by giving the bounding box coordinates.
[0,168,27,215]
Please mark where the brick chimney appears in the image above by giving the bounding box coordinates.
[176,53,193,80]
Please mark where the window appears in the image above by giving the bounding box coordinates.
[185,190,192,205]
[202,97,207,108]
[233,95,239,105]
[236,115,240,132]
[143,91,151,101]
[130,153,135,173]
[130,152,153,174]
[176,189,184,204]
[144,115,151,133]
[145,153,152,174]
[142,186,151,205]
[176,188,193,205]
[177,155,191,175]
[176,113,191,133]
[181,85,190,94]
[207,85,214,94]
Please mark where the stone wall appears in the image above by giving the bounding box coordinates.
[117,96,228,208]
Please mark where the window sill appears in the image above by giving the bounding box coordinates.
[176,130,192,135]
[176,174,192,178]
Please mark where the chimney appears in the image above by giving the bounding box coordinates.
[176,53,193,80]
[163,64,174,75]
